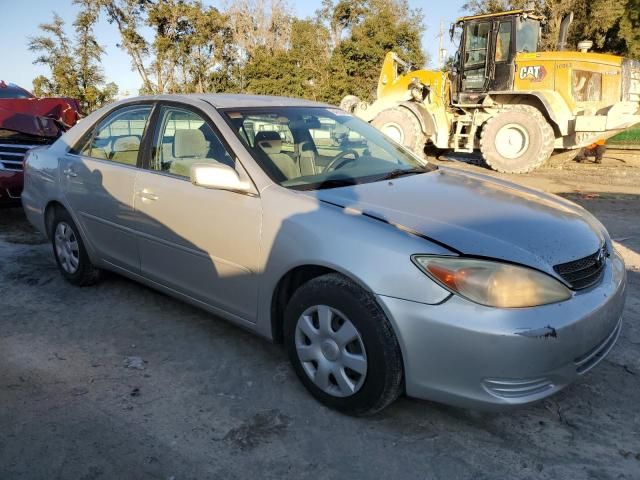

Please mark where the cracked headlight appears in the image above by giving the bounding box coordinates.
[413,256,572,308]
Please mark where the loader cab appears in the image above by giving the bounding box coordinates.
[452,10,542,103]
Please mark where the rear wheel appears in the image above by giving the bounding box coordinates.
[480,106,555,173]
[51,209,102,286]
[371,107,427,155]
[284,273,404,416]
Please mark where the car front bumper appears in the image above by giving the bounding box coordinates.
[0,170,23,205]
[377,251,627,409]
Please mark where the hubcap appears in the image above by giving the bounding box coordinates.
[294,305,367,398]
[382,122,404,144]
[54,222,80,274]
[495,123,530,159]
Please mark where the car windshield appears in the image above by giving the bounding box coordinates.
[0,83,34,99]
[222,107,435,190]
[516,18,540,53]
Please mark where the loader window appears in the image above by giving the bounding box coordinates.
[495,22,512,62]
[464,22,491,67]
[516,18,540,53]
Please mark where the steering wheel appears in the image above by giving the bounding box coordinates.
[323,150,360,172]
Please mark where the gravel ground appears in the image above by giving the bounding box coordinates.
[1,151,639,479]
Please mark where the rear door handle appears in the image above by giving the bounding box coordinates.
[63,168,78,178]
[137,189,159,201]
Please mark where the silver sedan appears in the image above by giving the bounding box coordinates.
[22,95,626,415]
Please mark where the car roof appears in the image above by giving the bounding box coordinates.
[120,93,333,109]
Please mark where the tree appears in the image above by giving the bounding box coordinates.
[97,0,238,94]
[322,0,427,103]
[29,3,118,113]
[244,19,332,99]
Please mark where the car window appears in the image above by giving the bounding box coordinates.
[149,106,235,179]
[223,107,434,190]
[78,105,152,166]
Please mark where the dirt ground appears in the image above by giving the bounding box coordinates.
[1,150,639,480]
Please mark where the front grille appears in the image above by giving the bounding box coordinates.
[553,247,607,290]
[574,316,622,375]
[0,143,36,172]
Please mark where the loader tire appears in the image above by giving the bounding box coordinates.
[371,107,427,155]
[480,106,554,174]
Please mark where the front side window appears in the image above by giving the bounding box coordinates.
[149,106,235,178]
[78,105,152,165]
[223,107,434,190]
[495,21,512,62]
[516,18,540,53]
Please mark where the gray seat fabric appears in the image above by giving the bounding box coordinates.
[255,131,300,179]
[170,129,212,177]
[111,135,140,165]
[298,141,318,176]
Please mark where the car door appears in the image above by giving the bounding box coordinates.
[62,103,154,272]
[133,103,262,321]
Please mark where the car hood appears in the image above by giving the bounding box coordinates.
[305,167,605,274]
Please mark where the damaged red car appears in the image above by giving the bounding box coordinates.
[0,81,80,206]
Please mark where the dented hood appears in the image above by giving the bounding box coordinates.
[307,167,605,273]
[0,97,80,138]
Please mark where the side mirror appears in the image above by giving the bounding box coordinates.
[190,162,252,193]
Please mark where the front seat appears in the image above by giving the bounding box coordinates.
[111,135,140,165]
[170,129,211,177]
[255,131,300,180]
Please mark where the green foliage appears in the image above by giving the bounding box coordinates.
[28,2,118,113]
[319,0,427,103]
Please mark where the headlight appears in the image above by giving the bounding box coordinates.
[412,256,572,308]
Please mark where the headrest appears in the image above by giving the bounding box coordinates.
[255,131,282,155]
[112,135,140,152]
[174,129,207,158]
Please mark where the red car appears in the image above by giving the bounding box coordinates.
[0,81,80,206]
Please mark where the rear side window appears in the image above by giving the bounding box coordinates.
[76,105,152,166]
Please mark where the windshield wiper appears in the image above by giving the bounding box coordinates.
[379,167,428,180]
[290,177,359,191]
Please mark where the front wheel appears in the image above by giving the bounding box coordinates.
[284,273,404,416]
[480,106,555,173]
[371,107,427,155]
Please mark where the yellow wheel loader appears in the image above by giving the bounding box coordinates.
[341,9,640,173]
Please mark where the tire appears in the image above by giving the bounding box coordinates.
[284,273,404,416]
[371,107,427,155]
[50,208,102,286]
[480,105,555,174]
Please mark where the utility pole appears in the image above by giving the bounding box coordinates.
[436,20,447,68]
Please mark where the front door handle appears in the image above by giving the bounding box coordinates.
[63,167,78,178]
[137,189,159,201]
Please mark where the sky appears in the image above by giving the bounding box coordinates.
[0,0,466,96]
